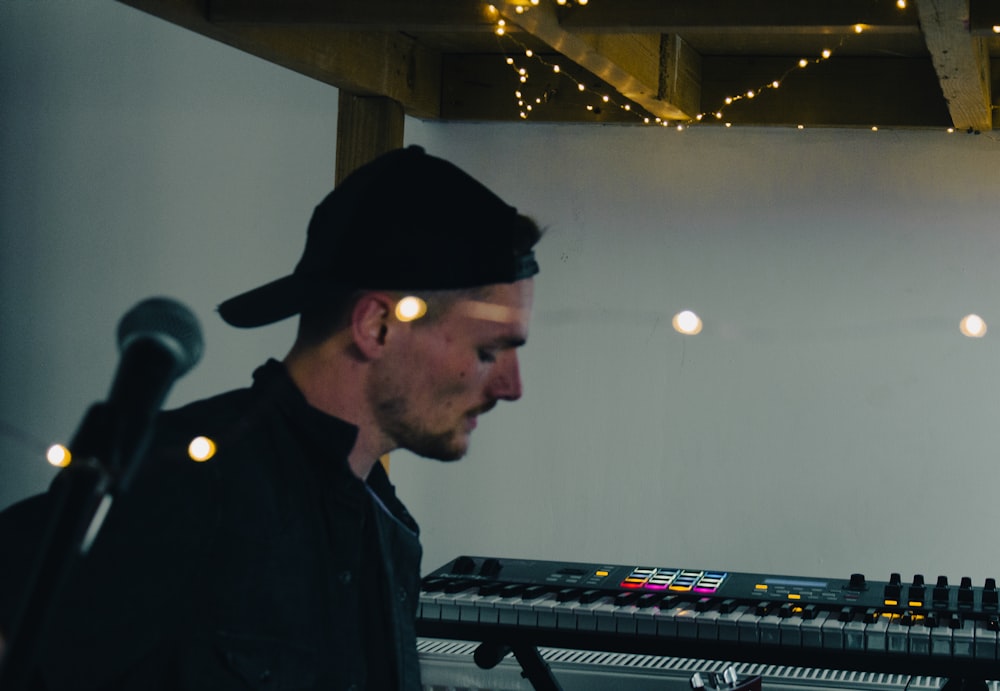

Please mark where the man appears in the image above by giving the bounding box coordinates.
[0,146,542,689]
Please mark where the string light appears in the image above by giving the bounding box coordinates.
[492,0,960,134]
[46,444,71,468]
[188,436,217,462]
[961,314,988,338]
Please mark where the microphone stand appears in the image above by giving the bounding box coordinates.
[0,404,119,691]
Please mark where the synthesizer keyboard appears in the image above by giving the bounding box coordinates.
[416,556,1000,685]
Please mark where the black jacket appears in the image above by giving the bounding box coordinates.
[0,360,423,690]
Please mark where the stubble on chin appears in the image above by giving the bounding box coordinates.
[374,397,469,462]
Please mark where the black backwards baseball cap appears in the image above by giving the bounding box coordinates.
[218,145,540,328]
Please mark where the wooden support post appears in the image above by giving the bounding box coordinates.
[335,91,404,472]
[335,91,405,185]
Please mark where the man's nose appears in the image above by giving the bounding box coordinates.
[488,352,522,401]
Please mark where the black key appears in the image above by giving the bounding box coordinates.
[614,591,642,607]
[478,581,506,596]
[556,587,584,602]
[444,579,475,594]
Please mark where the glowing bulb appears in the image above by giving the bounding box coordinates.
[746,90,756,98]
[395,296,427,322]
[601,95,609,102]
[519,75,527,82]
[525,49,533,57]
[672,310,703,335]
[577,83,585,91]
[724,97,733,105]
[487,4,497,13]
[961,314,987,338]
[188,436,217,462]
[871,126,879,131]
[799,59,809,68]
[515,5,524,13]
[553,64,561,73]
[515,90,522,98]
[994,25,1000,33]
[530,0,539,4]
[518,67,526,75]
[797,124,805,129]
[821,49,832,59]
[623,104,630,111]
[46,444,71,468]
[896,0,906,7]
[495,26,506,36]
[854,24,864,33]
[577,0,588,4]
[771,81,780,88]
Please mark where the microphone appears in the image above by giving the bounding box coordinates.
[70,297,203,491]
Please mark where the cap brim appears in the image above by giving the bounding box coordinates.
[217,274,306,328]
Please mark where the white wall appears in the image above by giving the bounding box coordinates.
[4,1,1000,591]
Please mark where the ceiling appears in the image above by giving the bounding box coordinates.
[120,0,999,131]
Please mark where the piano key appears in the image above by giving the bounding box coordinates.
[737,605,763,644]
[908,615,932,656]
[844,614,867,652]
[952,616,975,658]
[930,626,953,656]
[716,604,754,642]
[863,611,891,652]
[799,607,833,648]
[885,612,910,654]
[757,609,783,645]
[674,603,701,639]
[974,615,999,660]
[513,589,554,627]
[820,609,847,650]
[654,600,688,638]
[531,593,561,629]
[694,604,726,641]
[777,606,805,646]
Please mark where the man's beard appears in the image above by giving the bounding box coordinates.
[375,398,470,462]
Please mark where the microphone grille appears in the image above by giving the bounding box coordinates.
[117,297,204,375]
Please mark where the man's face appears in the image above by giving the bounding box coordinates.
[370,279,534,461]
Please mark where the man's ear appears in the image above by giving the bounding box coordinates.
[350,292,396,359]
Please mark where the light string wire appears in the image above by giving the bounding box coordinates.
[489,0,994,135]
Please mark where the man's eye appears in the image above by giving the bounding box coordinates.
[477,349,497,363]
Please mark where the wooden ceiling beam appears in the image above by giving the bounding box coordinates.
[207,0,495,32]
[497,1,698,122]
[555,0,920,33]
[116,0,442,118]
[915,0,993,131]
